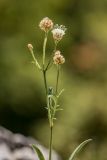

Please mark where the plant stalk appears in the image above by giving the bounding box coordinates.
[42,32,48,95]
[55,64,60,94]
[29,49,41,70]
[45,43,57,71]
[43,32,48,69]
[43,70,47,95]
[49,126,53,160]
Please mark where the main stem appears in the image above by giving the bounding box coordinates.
[48,65,60,160]
[42,32,48,95]
[42,32,54,160]
[49,126,53,160]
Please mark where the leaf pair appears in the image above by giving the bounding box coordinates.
[32,139,92,160]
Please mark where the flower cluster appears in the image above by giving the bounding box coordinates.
[53,50,65,65]
[38,17,66,65]
[39,17,66,43]
[28,17,66,68]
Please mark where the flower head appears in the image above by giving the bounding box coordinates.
[53,50,65,65]
[51,24,67,42]
[39,17,53,32]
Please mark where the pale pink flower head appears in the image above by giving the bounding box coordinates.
[53,50,65,65]
[39,17,53,32]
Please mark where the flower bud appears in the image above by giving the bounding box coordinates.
[39,17,53,32]
[27,44,33,51]
[51,24,66,42]
[53,50,65,65]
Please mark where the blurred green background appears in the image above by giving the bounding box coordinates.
[1,0,107,159]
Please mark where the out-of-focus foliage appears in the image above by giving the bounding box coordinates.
[1,0,107,159]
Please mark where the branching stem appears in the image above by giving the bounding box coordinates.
[42,32,48,95]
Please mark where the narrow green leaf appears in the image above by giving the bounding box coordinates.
[32,144,45,160]
[68,139,92,160]
[57,89,65,98]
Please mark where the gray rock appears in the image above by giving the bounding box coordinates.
[0,126,60,160]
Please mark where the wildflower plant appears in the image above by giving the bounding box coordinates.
[27,17,92,160]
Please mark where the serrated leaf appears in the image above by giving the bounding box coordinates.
[68,139,92,160]
[32,144,45,160]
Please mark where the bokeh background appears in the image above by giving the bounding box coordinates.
[1,0,107,159]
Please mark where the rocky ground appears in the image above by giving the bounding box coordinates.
[0,126,60,160]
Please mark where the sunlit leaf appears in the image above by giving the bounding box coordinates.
[68,139,92,160]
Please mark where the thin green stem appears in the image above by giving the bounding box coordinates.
[49,126,53,160]
[43,70,47,95]
[42,32,48,95]
[43,32,48,69]
[30,50,41,70]
[45,43,57,71]
[55,64,60,95]
[54,43,57,52]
